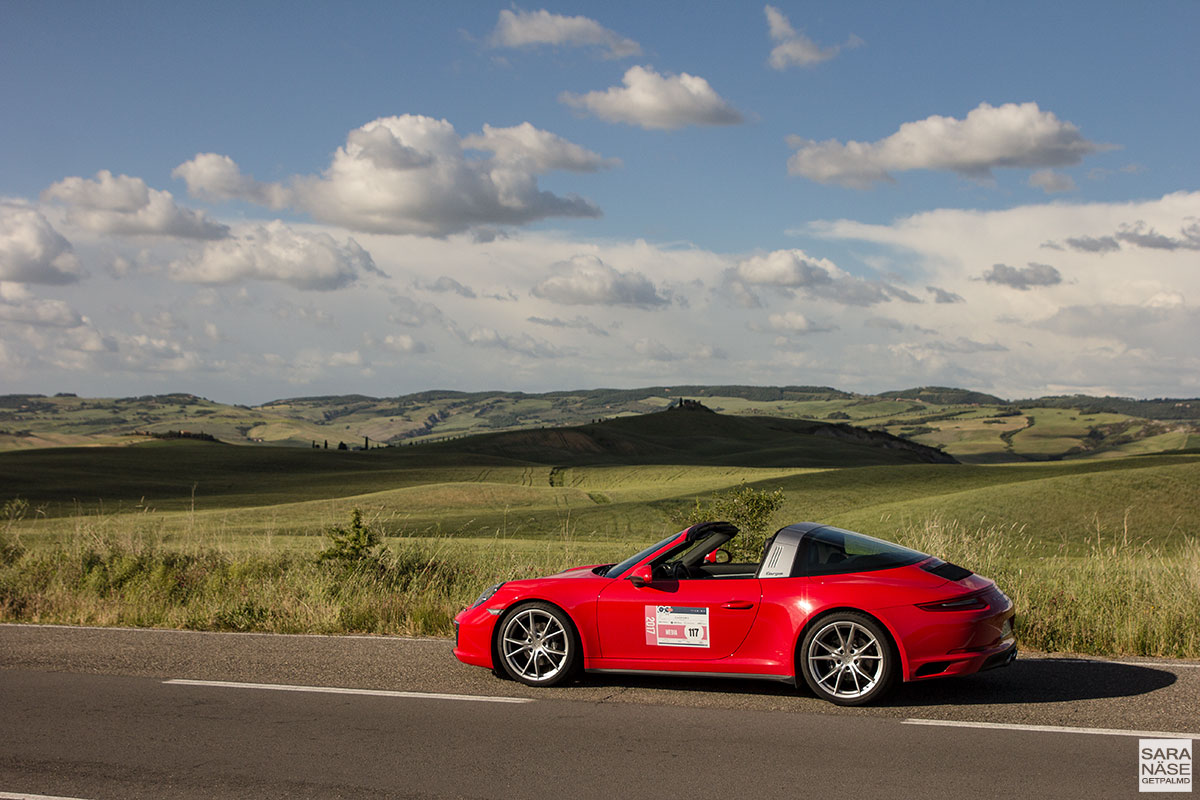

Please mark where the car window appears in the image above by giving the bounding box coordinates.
[796,526,925,576]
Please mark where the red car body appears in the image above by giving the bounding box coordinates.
[453,521,1016,705]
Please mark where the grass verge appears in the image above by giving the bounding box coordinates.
[2,512,1197,658]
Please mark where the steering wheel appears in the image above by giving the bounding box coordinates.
[671,561,692,580]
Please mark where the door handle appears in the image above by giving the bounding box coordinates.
[720,601,755,610]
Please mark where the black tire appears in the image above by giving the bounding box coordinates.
[799,611,897,706]
[494,601,579,687]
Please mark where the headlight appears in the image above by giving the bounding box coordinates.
[471,582,505,609]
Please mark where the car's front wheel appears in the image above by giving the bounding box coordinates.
[799,612,896,706]
[495,602,578,687]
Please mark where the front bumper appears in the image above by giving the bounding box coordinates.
[452,604,498,670]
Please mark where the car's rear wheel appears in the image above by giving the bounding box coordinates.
[800,612,896,706]
[495,602,578,687]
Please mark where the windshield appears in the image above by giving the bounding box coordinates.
[604,532,680,578]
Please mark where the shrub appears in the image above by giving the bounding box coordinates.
[317,509,383,564]
[671,484,784,561]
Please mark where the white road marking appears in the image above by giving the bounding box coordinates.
[164,678,533,703]
[904,718,1199,739]
[0,793,94,800]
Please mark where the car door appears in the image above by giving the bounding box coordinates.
[595,576,761,660]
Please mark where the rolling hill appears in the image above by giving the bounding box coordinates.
[2,385,1198,462]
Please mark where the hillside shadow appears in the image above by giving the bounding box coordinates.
[576,657,1176,706]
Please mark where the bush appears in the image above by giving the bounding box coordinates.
[318,509,382,564]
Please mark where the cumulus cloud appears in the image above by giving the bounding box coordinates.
[764,6,859,69]
[980,262,1063,290]
[174,116,612,237]
[0,204,83,284]
[733,249,916,306]
[488,8,640,58]
[767,310,830,334]
[42,170,228,239]
[462,122,621,173]
[560,66,743,130]
[168,221,379,290]
[531,254,668,308]
[0,282,83,327]
[787,102,1107,188]
[171,154,290,208]
[1029,169,1076,194]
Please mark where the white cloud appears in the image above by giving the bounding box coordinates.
[174,116,610,236]
[787,102,1108,188]
[732,248,917,306]
[764,6,859,69]
[42,170,228,239]
[0,282,83,327]
[736,249,836,288]
[462,122,621,173]
[169,221,378,290]
[1029,169,1076,194]
[171,154,290,208]
[560,66,743,130]
[805,191,1200,396]
[0,204,83,284]
[488,8,640,59]
[531,254,668,308]
[767,310,830,334]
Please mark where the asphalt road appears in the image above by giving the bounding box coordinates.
[1,624,1197,798]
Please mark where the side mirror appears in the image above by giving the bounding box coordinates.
[704,548,732,564]
[629,564,653,588]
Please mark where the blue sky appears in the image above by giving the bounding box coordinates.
[2,1,1198,403]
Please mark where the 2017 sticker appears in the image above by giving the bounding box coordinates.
[645,605,710,648]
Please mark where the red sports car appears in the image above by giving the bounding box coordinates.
[453,521,1016,705]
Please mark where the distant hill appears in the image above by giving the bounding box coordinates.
[877,386,1008,406]
[416,401,956,468]
[2,384,1199,462]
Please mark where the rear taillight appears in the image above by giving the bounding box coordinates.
[917,592,990,612]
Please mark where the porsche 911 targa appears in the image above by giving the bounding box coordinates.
[453,521,1016,705]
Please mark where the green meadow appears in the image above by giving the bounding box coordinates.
[2,409,1198,658]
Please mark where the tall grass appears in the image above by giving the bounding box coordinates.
[895,517,1200,658]
[2,509,1198,657]
[0,510,619,637]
